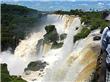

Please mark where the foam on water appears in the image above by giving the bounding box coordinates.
[0,14,99,82]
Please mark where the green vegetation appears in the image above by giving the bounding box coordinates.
[1,64,26,82]
[1,4,42,51]
[74,27,91,42]
[43,25,64,49]
[44,25,59,43]
[55,9,110,42]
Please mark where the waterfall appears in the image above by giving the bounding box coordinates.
[38,17,81,82]
[0,14,100,82]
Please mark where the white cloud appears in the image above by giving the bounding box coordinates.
[98,2,104,5]
[97,2,105,9]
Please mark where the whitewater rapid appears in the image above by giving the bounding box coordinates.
[0,14,78,75]
[0,14,100,82]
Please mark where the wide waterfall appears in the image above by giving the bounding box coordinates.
[0,14,101,82]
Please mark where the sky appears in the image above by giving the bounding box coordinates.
[1,0,110,2]
[1,0,110,11]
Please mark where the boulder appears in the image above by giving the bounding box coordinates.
[60,33,67,40]
[45,25,56,33]
[25,61,48,71]
[93,36,101,41]
[75,27,79,30]
[44,25,59,43]
[51,41,63,49]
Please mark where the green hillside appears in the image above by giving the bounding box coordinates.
[1,4,42,51]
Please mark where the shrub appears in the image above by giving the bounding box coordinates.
[74,27,91,42]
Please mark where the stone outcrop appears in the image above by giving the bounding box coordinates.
[25,61,48,71]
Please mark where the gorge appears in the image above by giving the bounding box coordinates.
[0,14,101,82]
[1,3,110,82]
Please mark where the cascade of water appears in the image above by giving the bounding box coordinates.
[14,32,44,59]
[36,17,81,82]
[0,14,99,82]
[0,14,77,75]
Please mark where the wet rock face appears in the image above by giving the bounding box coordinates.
[60,33,67,41]
[51,41,63,49]
[25,61,48,71]
[44,25,59,43]
[45,25,56,33]
[43,25,64,49]
[93,36,101,41]
[75,27,79,30]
